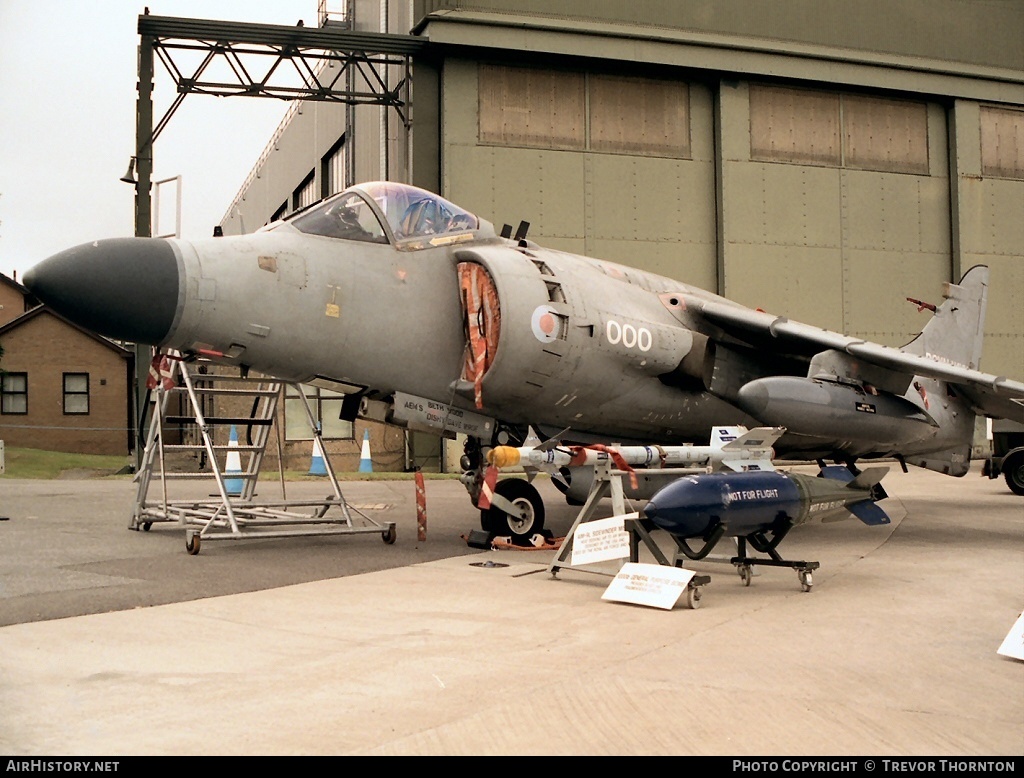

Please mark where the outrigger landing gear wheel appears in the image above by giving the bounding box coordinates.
[1003,451,1024,496]
[480,479,545,540]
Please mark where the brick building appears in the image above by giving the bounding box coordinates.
[0,274,133,456]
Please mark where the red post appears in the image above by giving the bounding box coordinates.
[415,469,427,541]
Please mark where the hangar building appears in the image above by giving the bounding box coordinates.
[213,0,1023,471]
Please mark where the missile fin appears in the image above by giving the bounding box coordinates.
[720,425,787,452]
[847,498,891,526]
[721,458,775,472]
[535,425,572,453]
[849,466,889,491]
[819,464,855,483]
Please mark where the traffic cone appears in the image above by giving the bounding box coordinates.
[224,425,244,496]
[308,436,328,476]
[358,429,373,473]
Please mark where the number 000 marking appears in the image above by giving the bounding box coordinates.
[606,320,652,352]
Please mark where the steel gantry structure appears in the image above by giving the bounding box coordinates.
[127,11,427,464]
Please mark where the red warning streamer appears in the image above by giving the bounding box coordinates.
[476,465,498,510]
[580,444,639,490]
[146,353,175,391]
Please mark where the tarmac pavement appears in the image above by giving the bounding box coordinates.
[0,464,1021,756]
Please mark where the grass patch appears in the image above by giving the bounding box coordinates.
[0,447,133,479]
[278,470,464,482]
[0,447,468,481]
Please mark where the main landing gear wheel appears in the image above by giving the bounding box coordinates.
[481,479,545,539]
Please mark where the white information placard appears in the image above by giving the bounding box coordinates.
[997,611,1024,661]
[570,514,635,567]
[602,562,697,610]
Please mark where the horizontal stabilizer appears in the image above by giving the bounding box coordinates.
[847,498,891,526]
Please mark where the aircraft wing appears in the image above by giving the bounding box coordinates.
[683,295,1024,422]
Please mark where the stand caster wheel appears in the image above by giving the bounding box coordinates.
[685,586,703,609]
[738,565,753,587]
[382,525,397,544]
[185,532,201,555]
[799,570,813,592]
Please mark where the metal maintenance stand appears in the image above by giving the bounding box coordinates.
[131,354,395,554]
[546,459,710,606]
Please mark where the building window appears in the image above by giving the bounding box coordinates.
[750,85,840,166]
[981,106,1024,180]
[750,84,929,175]
[322,135,347,197]
[271,201,288,224]
[590,74,690,158]
[479,64,585,150]
[284,384,353,441]
[63,372,89,415]
[1,372,28,414]
[479,64,691,159]
[293,170,317,211]
[844,94,929,174]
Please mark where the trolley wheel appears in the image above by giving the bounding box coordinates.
[738,565,753,587]
[185,532,201,556]
[382,525,397,545]
[685,586,703,610]
[799,570,813,592]
[142,522,152,532]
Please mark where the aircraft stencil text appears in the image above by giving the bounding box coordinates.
[728,488,780,500]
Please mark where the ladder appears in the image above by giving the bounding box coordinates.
[131,354,396,554]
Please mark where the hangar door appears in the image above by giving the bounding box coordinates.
[444,60,718,293]
[721,83,951,346]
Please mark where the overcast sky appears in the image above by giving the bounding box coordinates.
[0,1,335,281]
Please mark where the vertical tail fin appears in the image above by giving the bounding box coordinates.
[901,265,988,371]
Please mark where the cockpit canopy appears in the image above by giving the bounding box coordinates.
[288,182,480,249]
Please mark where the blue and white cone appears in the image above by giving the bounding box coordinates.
[224,425,244,496]
[308,436,328,476]
[358,429,373,473]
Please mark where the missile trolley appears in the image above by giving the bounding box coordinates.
[639,465,891,591]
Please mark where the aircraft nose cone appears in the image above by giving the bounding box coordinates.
[23,238,179,344]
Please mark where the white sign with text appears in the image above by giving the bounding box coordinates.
[570,514,635,567]
[997,611,1024,661]
[602,562,697,610]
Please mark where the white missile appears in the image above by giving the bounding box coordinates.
[487,426,785,474]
